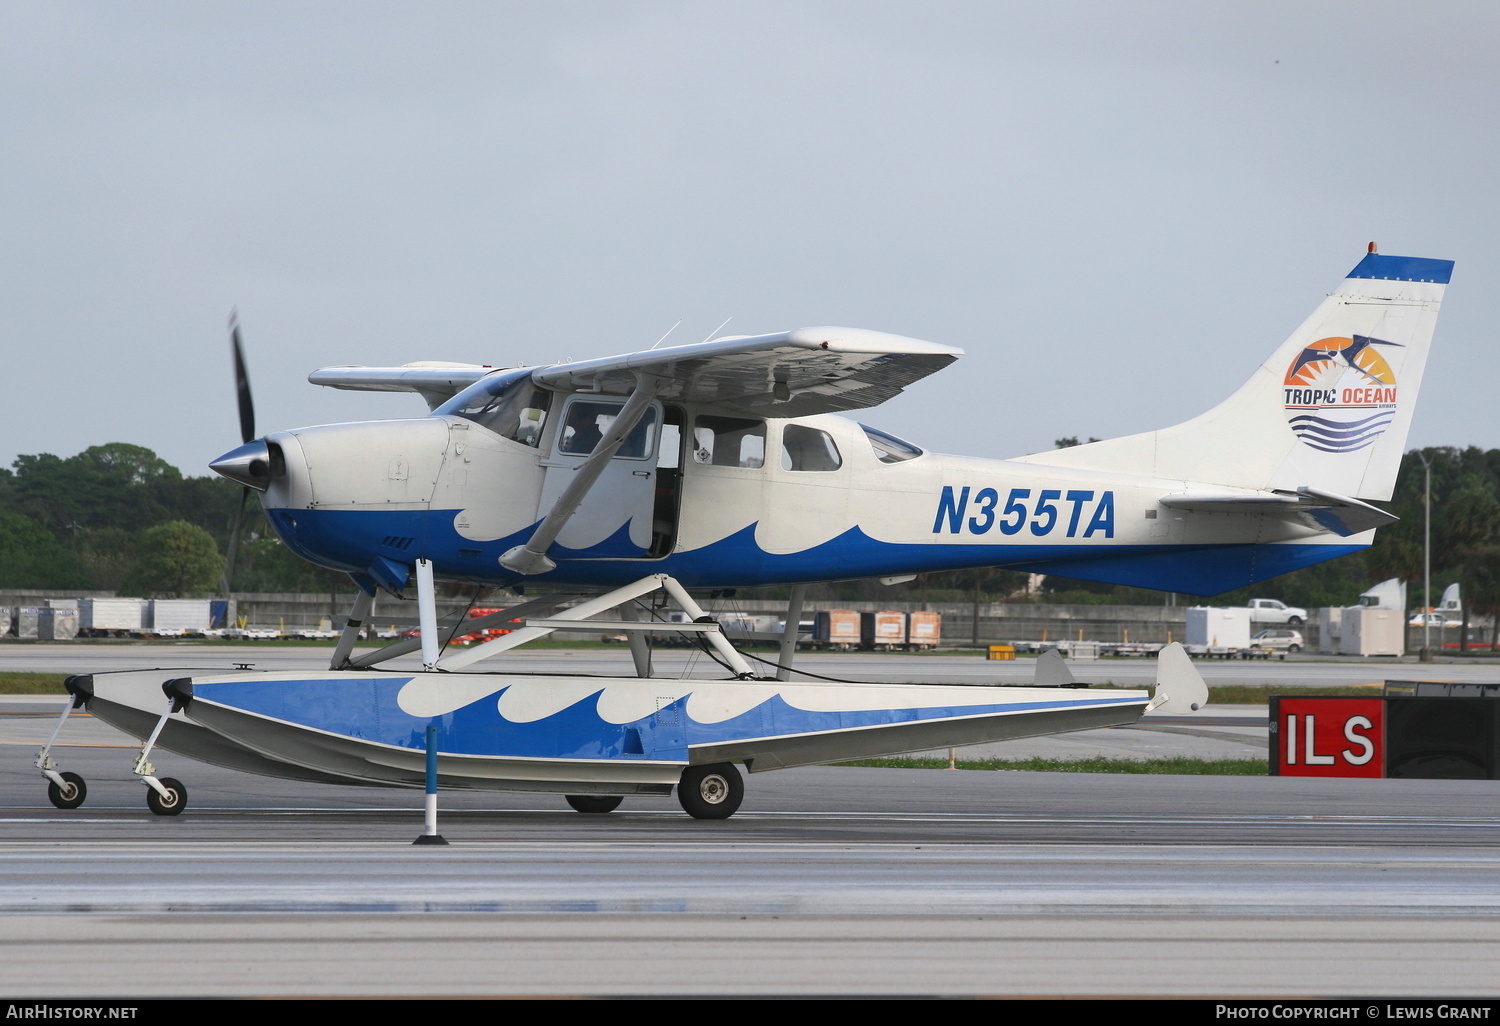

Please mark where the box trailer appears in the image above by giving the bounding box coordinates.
[78,598,149,637]
[860,610,907,650]
[813,610,861,650]
[906,611,941,651]
[147,599,215,635]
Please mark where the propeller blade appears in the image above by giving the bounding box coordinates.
[230,310,255,444]
[220,485,252,594]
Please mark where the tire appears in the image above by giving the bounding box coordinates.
[146,777,187,817]
[565,795,622,814]
[677,763,744,820]
[1288,616,1304,626]
[1288,644,1301,653]
[47,772,87,810]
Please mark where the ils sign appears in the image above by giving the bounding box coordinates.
[1271,697,1384,778]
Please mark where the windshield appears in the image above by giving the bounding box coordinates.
[860,424,923,463]
[435,371,552,447]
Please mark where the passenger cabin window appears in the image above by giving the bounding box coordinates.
[559,399,658,459]
[437,372,552,448]
[861,424,923,464]
[692,416,765,468]
[781,424,842,472]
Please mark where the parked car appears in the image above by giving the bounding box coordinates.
[1251,628,1304,653]
[1246,598,1307,625]
[1408,612,1462,628]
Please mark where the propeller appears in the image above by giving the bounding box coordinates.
[231,310,255,444]
[220,311,257,594]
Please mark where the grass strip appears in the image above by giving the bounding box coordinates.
[1206,683,1382,704]
[0,672,69,695]
[837,755,1266,774]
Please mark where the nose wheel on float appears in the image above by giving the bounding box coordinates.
[35,676,191,817]
[36,681,93,810]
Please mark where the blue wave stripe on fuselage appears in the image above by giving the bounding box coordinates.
[190,677,1140,762]
[267,508,1366,595]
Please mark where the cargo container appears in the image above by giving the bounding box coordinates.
[813,609,861,650]
[906,610,941,651]
[1339,607,1404,657]
[79,597,149,637]
[38,607,78,641]
[14,607,41,639]
[1318,607,1343,654]
[860,610,907,650]
[1185,607,1252,650]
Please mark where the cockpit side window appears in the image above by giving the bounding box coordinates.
[559,399,658,459]
[437,372,552,447]
[860,424,923,464]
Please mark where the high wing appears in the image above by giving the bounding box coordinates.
[530,327,961,418]
[309,327,961,418]
[308,363,500,410]
[1158,486,1396,537]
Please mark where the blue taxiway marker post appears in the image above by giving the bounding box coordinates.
[413,724,449,846]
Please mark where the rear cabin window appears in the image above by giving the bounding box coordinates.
[692,416,765,468]
[781,424,842,472]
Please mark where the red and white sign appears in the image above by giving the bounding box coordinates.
[1272,697,1384,777]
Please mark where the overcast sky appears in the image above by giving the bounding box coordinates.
[2,1,1495,478]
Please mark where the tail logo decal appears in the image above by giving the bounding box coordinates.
[1282,335,1402,453]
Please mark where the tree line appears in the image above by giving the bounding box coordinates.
[0,443,340,595]
[0,441,1496,616]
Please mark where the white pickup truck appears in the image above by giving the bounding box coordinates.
[1246,598,1307,625]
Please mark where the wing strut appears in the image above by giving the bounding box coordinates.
[500,373,664,575]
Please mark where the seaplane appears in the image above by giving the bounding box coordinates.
[35,247,1451,820]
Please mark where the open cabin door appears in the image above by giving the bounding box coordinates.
[537,396,663,558]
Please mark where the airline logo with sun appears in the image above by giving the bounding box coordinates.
[1282,336,1402,453]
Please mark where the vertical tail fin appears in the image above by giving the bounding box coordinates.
[1016,251,1452,502]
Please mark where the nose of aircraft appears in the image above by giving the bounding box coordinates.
[210,439,277,492]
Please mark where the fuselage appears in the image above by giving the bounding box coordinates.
[251,382,1356,597]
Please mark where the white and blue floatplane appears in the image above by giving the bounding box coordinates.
[35,247,1450,817]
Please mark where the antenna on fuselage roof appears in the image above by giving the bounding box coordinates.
[698,317,733,345]
[649,319,683,351]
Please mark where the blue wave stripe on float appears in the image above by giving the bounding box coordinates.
[190,677,1143,763]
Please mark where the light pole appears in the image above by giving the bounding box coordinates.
[1415,450,1433,662]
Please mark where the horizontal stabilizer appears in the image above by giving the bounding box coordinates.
[531,327,961,418]
[1159,485,1396,537]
